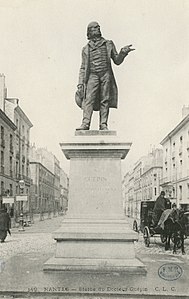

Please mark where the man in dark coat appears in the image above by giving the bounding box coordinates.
[76,21,135,130]
[153,191,167,226]
[0,207,11,243]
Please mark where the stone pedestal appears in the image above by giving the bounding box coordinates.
[44,131,146,273]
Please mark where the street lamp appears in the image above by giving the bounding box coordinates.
[18,179,25,231]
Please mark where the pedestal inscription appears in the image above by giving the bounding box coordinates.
[68,158,123,219]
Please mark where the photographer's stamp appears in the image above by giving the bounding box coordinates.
[158,263,183,281]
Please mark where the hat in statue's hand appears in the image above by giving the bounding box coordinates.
[75,90,84,109]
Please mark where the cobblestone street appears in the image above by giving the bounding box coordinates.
[0,233,56,262]
[0,215,61,262]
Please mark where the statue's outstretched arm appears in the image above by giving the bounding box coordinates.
[111,41,135,65]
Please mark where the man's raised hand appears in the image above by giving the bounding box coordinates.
[121,44,135,55]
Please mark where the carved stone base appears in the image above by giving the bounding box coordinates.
[44,219,146,274]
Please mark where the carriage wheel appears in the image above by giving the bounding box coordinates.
[160,234,166,243]
[133,220,138,232]
[143,226,150,247]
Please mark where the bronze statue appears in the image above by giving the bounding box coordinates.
[76,21,135,131]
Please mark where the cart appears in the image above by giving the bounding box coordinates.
[133,200,171,247]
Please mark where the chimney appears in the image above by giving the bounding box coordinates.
[182,105,189,118]
[4,98,19,122]
[0,74,6,112]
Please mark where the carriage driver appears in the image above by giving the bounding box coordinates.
[152,191,170,227]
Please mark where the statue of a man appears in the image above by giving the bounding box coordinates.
[76,21,135,131]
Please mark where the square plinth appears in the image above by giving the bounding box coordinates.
[60,132,132,220]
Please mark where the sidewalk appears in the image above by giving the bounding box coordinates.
[0,216,189,298]
[11,212,62,234]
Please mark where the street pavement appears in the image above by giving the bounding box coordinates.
[0,215,189,298]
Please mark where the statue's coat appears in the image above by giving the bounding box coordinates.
[78,39,127,111]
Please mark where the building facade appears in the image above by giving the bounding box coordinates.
[30,161,54,213]
[29,145,68,213]
[53,156,61,212]
[5,99,33,216]
[160,107,189,209]
[0,109,17,207]
[123,170,134,217]
[141,148,163,201]
[0,74,33,218]
[122,148,163,219]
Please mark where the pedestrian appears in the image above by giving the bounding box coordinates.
[10,206,14,218]
[76,21,135,131]
[0,206,11,243]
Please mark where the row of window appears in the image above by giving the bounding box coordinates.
[165,134,189,155]
[1,129,28,158]
[0,152,13,173]
[39,168,54,184]
[1,127,13,148]
[15,120,29,139]
[127,187,157,200]
[0,152,29,177]
[1,124,29,144]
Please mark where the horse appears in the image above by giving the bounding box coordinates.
[163,209,187,254]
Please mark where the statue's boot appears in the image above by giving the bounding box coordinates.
[76,124,89,130]
[99,125,108,130]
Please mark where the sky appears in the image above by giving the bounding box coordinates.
[0,0,189,175]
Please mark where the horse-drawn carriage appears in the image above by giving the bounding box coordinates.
[132,200,169,246]
[133,200,189,253]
